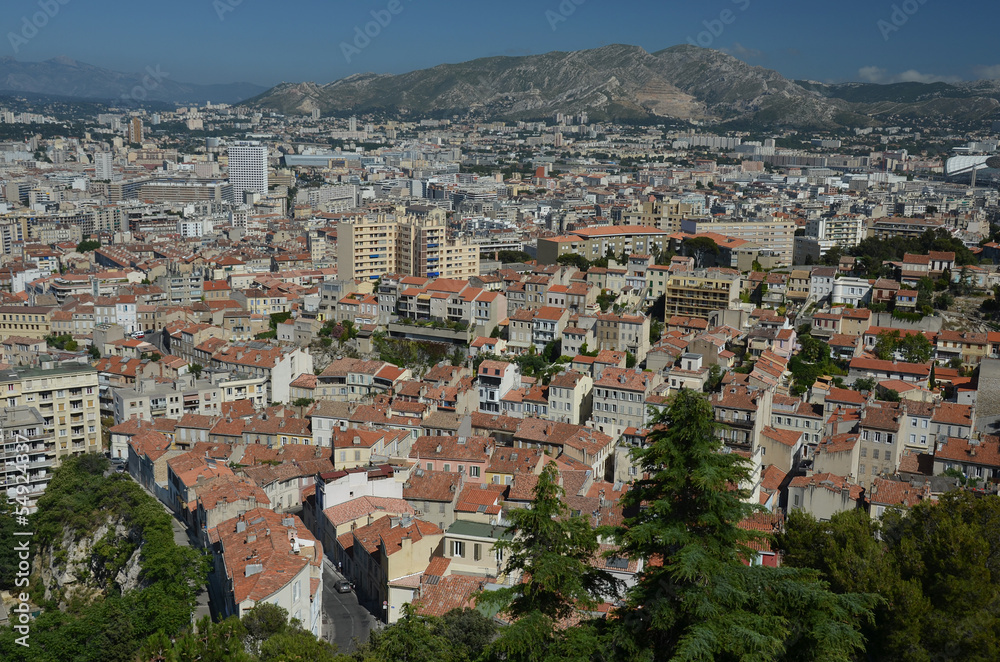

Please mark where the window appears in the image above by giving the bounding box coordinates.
[474,544,482,561]
[872,449,880,460]
[860,448,867,458]
[859,464,865,475]
[469,466,480,478]
[443,463,451,472]
[354,450,361,461]
[451,541,465,558]
[427,463,433,470]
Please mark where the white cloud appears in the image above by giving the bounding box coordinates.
[973,64,1000,79]
[896,69,962,84]
[857,66,961,84]
[858,66,888,83]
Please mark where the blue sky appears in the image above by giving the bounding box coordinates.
[1,0,997,87]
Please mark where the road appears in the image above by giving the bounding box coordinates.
[322,558,374,653]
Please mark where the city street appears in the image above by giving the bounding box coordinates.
[322,558,375,653]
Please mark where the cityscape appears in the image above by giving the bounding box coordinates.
[0,2,1000,661]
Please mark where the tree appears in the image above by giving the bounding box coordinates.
[873,330,901,361]
[853,376,877,392]
[934,292,954,310]
[190,363,204,379]
[625,351,637,369]
[881,388,901,402]
[556,253,590,271]
[603,389,874,661]
[269,311,292,329]
[88,345,101,359]
[649,319,663,345]
[479,463,620,661]
[490,325,502,339]
[704,363,723,393]
[779,495,1000,661]
[898,332,933,363]
[682,236,720,269]
[77,239,101,253]
[499,250,532,264]
[541,339,561,363]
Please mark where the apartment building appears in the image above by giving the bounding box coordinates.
[621,197,704,232]
[0,363,101,462]
[208,509,323,637]
[0,306,52,341]
[547,370,593,425]
[680,216,796,268]
[395,278,507,336]
[804,214,865,250]
[478,360,521,415]
[593,313,651,364]
[0,406,52,514]
[592,368,662,437]
[664,269,741,321]
[337,210,480,281]
[536,226,670,265]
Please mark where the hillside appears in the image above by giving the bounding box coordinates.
[246,44,1000,128]
[0,455,207,662]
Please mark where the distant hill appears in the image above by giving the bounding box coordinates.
[0,56,267,105]
[246,44,1000,128]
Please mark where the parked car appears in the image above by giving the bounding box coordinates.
[335,580,352,593]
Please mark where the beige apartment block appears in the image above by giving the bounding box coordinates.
[337,210,480,281]
[0,363,101,461]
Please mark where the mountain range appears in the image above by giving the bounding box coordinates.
[4,46,1000,129]
[0,56,267,105]
[246,44,1000,129]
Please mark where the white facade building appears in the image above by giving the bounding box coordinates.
[228,141,268,199]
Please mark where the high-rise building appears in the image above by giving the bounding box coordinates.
[311,108,321,120]
[228,141,268,199]
[94,152,113,180]
[337,207,480,281]
[128,117,143,143]
[349,116,357,133]
[0,363,101,463]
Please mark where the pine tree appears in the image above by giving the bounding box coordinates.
[604,388,875,661]
[479,462,620,661]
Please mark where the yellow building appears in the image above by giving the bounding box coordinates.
[336,209,479,281]
[0,363,101,461]
[664,269,741,320]
[622,198,704,232]
[0,306,53,341]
